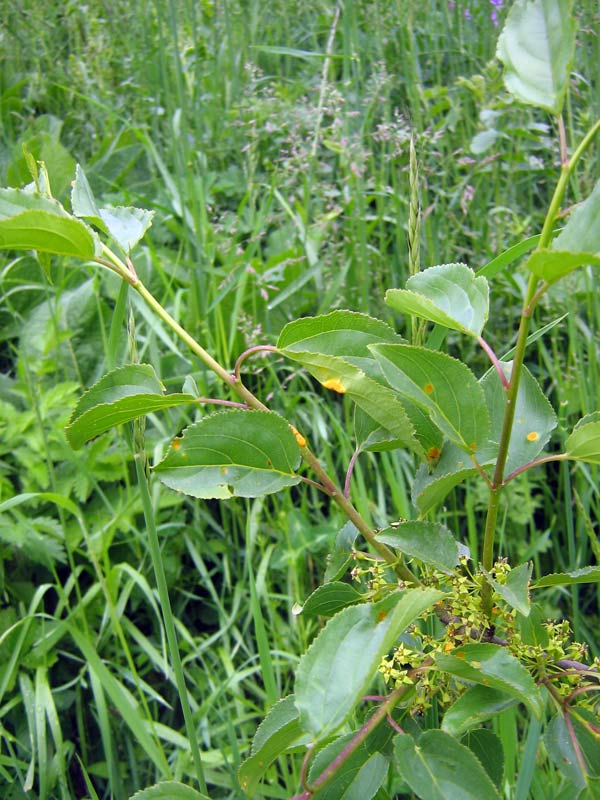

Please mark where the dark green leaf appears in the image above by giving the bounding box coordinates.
[277,310,403,356]
[324,522,360,583]
[462,729,504,790]
[532,567,600,589]
[545,710,600,788]
[385,264,489,337]
[442,685,517,737]
[307,734,388,800]
[154,410,302,499]
[295,589,443,739]
[485,562,532,616]
[0,187,101,258]
[239,696,307,797]
[66,364,196,449]
[497,0,576,115]
[436,643,544,718]
[371,344,490,452]
[294,582,364,618]
[376,521,460,574]
[394,730,502,800]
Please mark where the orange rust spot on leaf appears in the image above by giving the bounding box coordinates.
[455,652,466,659]
[322,378,346,394]
[424,383,434,394]
[444,641,455,652]
[426,446,441,462]
[376,610,388,623]
[526,431,539,442]
[171,439,181,451]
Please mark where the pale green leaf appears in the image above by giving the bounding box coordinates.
[436,643,544,718]
[295,588,443,739]
[371,344,490,452]
[0,187,100,258]
[385,264,489,337]
[99,205,154,253]
[394,730,502,800]
[566,413,600,465]
[376,521,460,574]
[497,0,576,115]
[481,362,557,478]
[153,410,302,499]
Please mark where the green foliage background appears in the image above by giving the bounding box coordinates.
[0,1,599,797]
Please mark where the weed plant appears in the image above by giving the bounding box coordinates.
[0,1,599,799]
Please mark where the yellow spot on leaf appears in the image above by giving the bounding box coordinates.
[221,466,228,475]
[526,431,539,442]
[424,383,434,394]
[289,425,307,448]
[322,377,347,394]
[444,641,455,653]
[172,439,181,451]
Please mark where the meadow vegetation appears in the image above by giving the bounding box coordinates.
[0,1,599,798]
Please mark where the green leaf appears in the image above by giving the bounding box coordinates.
[278,311,422,455]
[324,522,360,583]
[566,413,600,465]
[481,363,557,478]
[238,696,307,797]
[394,730,502,800]
[485,562,532,616]
[153,410,302,499]
[295,588,443,739]
[71,164,104,227]
[526,179,600,284]
[128,782,209,800]
[294,582,364,618]
[0,187,101,258]
[462,729,505,790]
[66,364,196,449]
[545,710,600,788]
[371,344,490,452]
[497,0,576,115]
[436,643,544,718]
[385,264,489,337]
[532,567,600,589]
[375,521,460,574]
[72,164,154,252]
[278,309,403,355]
[354,408,410,453]
[411,440,488,515]
[307,734,389,800]
[442,686,517,737]
[98,206,155,253]
[525,250,600,284]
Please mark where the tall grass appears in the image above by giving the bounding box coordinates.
[1,1,599,797]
